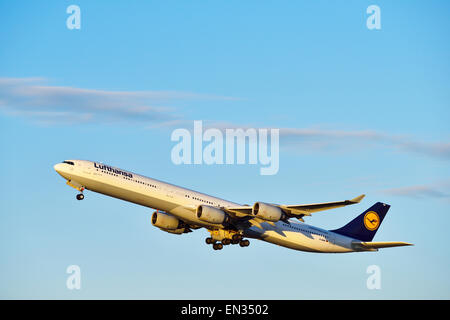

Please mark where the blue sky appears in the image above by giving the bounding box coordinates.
[1,0,449,299]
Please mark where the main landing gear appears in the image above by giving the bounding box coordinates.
[206,237,223,250]
[239,239,250,247]
[205,235,250,251]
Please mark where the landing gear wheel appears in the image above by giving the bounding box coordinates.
[76,193,84,200]
[213,243,223,250]
[205,237,213,245]
[239,239,250,247]
[232,234,242,241]
[222,238,231,245]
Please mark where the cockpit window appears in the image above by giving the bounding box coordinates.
[63,161,75,165]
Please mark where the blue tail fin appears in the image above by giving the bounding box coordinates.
[330,202,390,241]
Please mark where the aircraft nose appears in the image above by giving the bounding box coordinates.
[54,163,64,173]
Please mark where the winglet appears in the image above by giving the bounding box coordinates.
[350,194,365,203]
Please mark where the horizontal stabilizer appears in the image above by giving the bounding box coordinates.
[352,241,413,251]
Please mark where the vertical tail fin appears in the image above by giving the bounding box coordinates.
[330,202,390,241]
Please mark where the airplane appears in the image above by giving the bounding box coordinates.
[53,160,413,253]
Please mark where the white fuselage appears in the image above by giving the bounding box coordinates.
[54,160,359,253]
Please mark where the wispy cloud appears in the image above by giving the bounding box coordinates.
[381,181,450,199]
[1,78,448,162]
[0,77,236,125]
[279,127,450,160]
[166,122,450,161]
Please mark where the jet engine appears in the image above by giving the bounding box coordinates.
[196,205,228,224]
[151,211,182,230]
[252,202,285,222]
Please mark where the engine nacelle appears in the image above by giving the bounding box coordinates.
[151,211,182,230]
[158,227,185,235]
[252,202,285,222]
[196,205,228,224]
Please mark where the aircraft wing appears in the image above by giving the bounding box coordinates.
[279,194,365,215]
[224,194,365,221]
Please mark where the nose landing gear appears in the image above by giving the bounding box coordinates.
[76,186,85,200]
[76,193,84,200]
[66,181,85,200]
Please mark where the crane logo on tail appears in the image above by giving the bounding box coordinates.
[364,211,380,231]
